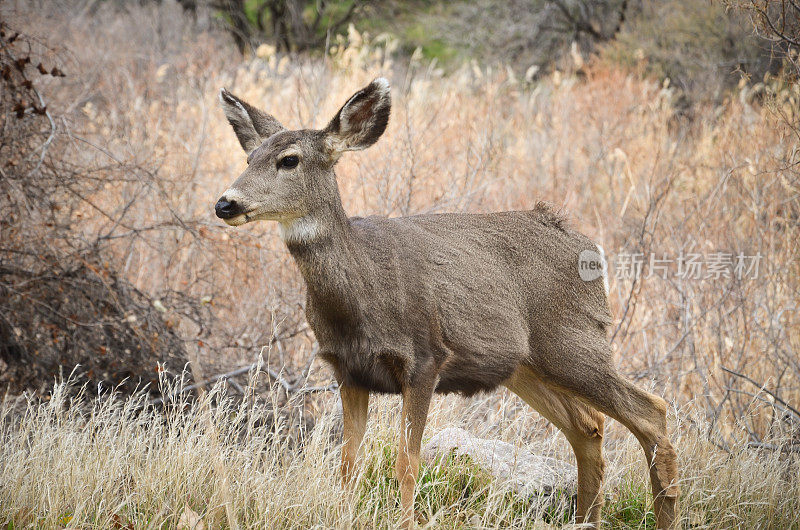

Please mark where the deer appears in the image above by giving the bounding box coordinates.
[214,78,679,529]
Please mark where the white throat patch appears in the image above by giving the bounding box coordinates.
[279,216,321,244]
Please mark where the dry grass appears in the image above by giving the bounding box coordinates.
[1,379,798,529]
[1,1,799,528]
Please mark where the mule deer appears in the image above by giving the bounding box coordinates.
[215,78,679,528]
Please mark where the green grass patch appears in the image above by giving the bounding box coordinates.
[603,479,656,529]
[356,437,574,528]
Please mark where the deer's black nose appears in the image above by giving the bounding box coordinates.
[215,197,240,219]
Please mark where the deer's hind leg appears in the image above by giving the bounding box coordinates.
[531,329,679,529]
[505,366,606,527]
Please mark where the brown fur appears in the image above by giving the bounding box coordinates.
[216,79,679,529]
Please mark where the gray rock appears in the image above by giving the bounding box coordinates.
[422,427,577,496]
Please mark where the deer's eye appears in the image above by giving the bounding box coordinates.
[278,155,299,169]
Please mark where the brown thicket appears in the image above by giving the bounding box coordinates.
[0,21,190,395]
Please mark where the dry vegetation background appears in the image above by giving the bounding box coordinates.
[1,0,799,528]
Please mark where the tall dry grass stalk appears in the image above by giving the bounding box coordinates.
[1,1,798,527]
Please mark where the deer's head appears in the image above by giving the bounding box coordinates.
[214,78,391,228]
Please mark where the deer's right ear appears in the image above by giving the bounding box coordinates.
[323,78,391,159]
[219,88,285,155]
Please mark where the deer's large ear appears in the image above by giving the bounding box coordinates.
[324,78,391,158]
[219,88,285,154]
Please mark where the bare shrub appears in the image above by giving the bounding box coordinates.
[600,0,777,105]
[723,0,800,77]
[0,19,191,395]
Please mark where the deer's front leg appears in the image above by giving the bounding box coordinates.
[340,384,369,486]
[396,375,435,529]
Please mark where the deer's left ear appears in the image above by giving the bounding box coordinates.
[324,78,391,157]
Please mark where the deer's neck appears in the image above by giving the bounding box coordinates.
[282,200,364,323]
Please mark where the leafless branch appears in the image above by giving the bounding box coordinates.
[722,366,800,425]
